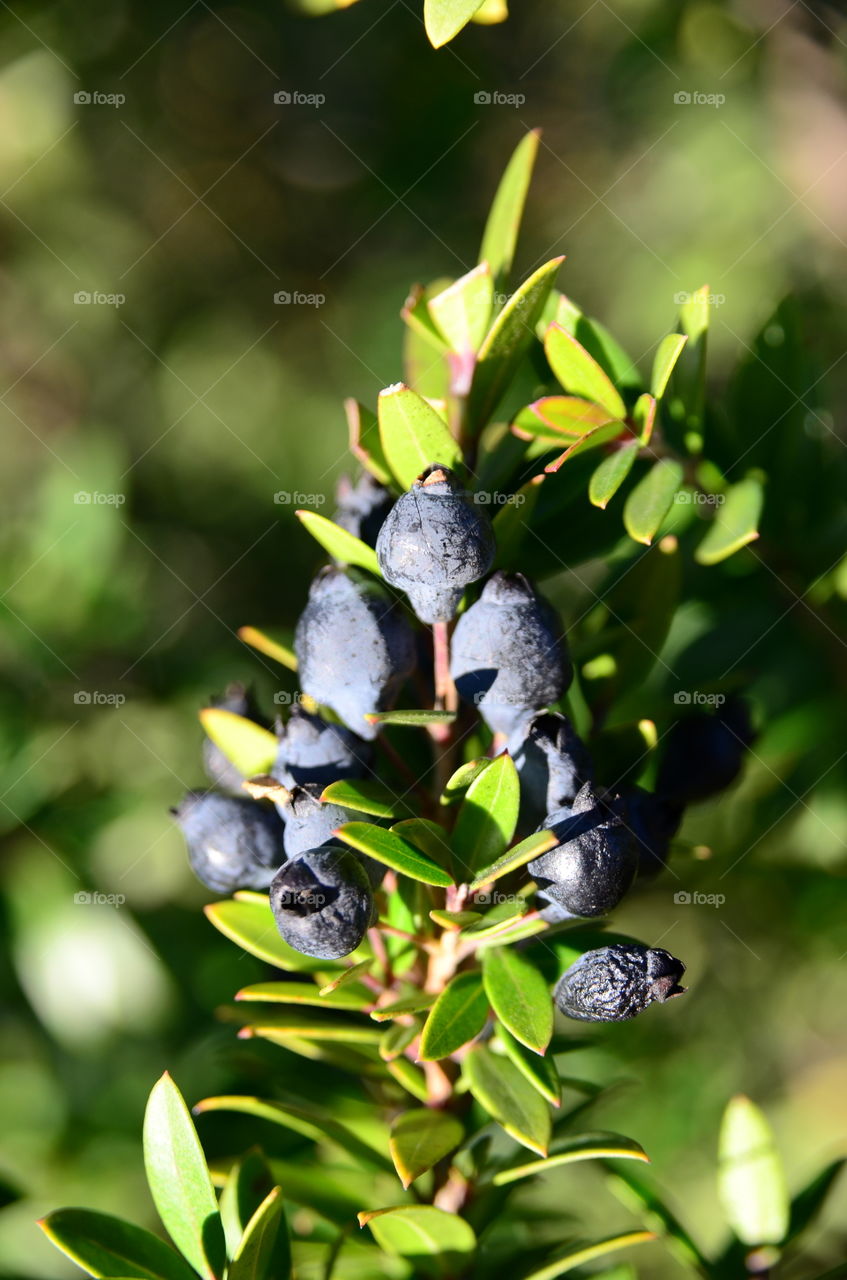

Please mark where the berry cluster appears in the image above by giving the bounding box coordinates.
[174,461,753,1022]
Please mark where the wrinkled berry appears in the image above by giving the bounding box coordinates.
[295,567,415,741]
[333,472,394,548]
[375,464,495,623]
[450,572,571,736]
[508,710,593,830]
[279,784,384,887]
[554,943,686,1022]
[656,696,754,807]
[173,791,286,894]
[202,683,266,795]
[270,847,375,959]
[272,705,371,791]
[620,785,684,879]
[528,782,638,917]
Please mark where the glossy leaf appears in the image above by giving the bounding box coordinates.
[370,992,436,1022]
[345,398,393,486]
[389,1110,464,1188]
[493,1132,649,1185]
[424,0,486,47]
[440,757,491,805]
[544,421,627,474]
[235,981,372,1010]
[198,709,278,778]
[589,441,640,509]
[429,908,482,929]
[451,752,519,877]
[295,510,381,576]
[336,822,454,887]
[419,970,489,1060]
[319,960,374,995]
[228,1188,288,1280]
[463,1044,551,1155]
[360,1205,476,1275]
[320,778,397,817]
[623,459,684,546]
[38,1210,198,1280]
[695,477,763,565]
[482,946,552,1054]
[240,1013,382,1045]
[512,396,621,442]
[540,292,641,389]
[427,263,493,355]
[377,384,462,489]
[718,1095,789,1246]
[143,1074,225,1280]
[480,129,540,294]
[237,627,298,671]
[468,828,557,891]
[497,1026,561,1106]
[194,1096,392,1172]
[390,818,453,871]
[651,334,688,399]
[204,896,346,972]
[522,1232,656,1279]
[545,325,627,420]
[366,709,457,727]
[459,897,529,941]
[386,1057,431,1103]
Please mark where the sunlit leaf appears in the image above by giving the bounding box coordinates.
[424,0,486,46]
[440,757,491,806]
[651,334,688,400]
[695,477,763,565]
[336,822,454,887]
[366,709,457,727]
[623,459,684,546]
[389,1111,464,1188]
[522,1231,656,1279]
[718,1095,789,1246]
[494,1132,649,1186]
[463,1044,551,1155]
[38,1211,197,1280]
[345,398,393,486]
[204,896,349,973]
[497,1026,561,1106]
[377,384,462,489]
[370,992,436,1022]
[482,946,552,1054]
[360,1205,476,1275]
[468,828,557,891]
[198,709,278,778]
[235,981,372,1010]
[544,325,627,420]
[320,779,398,818]
[319,960,374,995]
[227,1188,288,1280]
[237,627,298,671]
[427,263,493,355]
[451,752,519,876]
[588,441,640,509]
[295,510,381,576]
[391,818,453,871]
[419,971,489,1060]
[480,129,540,294]
[219,1150,275,1258]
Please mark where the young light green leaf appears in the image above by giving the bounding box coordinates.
[459,897,529,941]
[544,421,627,474]
[427,263,493,355]
[386,1056,431,1103]
[194,1096,392,1172]
[512,395,619,442]
[695,477,763,565]
[718,1095,789,1246]
[493,1132,649,1186]
[424,0,486,46]
[651,334,688,399]
[228,1188,288,1280]
[430,908,483,929]
[143,1073,225,1280]
[633,392,657,444]
[294,510,381,576]
[480,129,540,294]
[237,627,298,671]
[360,1205,476,1273]
[345,398,393,486]
[204,896,347,973]
[463,1043,551,1156]
[451,752,519,876]
[389,1111,464,1188]
[335,822,454,887]
[588,441,640,509]
[468,828,557,891]
[471,0,508,24]
[522,1232,656,1279]
[377,384,462,489]
[539,292,641,389]
[419,970,489,1061]
[235,981,373,1010]
[38,1210,198,1280]
[198,709,278,778]
[240,1015,382,1046]
[467,257,565,433]
[623,459,684,546]
[366,709,457,727]
[544,325,627,420]
[482,946,552,1054]
[497,1026,560,1106]
[440,757,491,805]
[320,778,398,818]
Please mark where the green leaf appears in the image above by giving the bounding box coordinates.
[482,946,552,1054]
[480,129,540,295]
[377,384,462,489]
[623,459,684,546]
[671,284,710,431]
[386,1056,431,1103]
[366,709,457,727]
[370,992,437,1022]
[718,1095,789,1246]
[459,897,529,941]
[143,1074,225,1280]
[389,1111,465,1188]
[319,778,397,818]
[589,441,640,510]
[544,325,627,420]
[467,257,564,433]
[198,709,278,777]
[360,1206,476,1277]
[463,1044,551,1156]
[241,1013,382,1045]
[319,959,374,995]
[379,1021,419,1060]
[235,981,373,1010]
[695,477,763,565]
[607,1166,711,1275]
[633,392,657,444]
[512,395,621,443]
[440,757,491,805]
[419,970,489,1061]
[522,1231,656,1279]
[204,895,348,972]
[539,293,641,390]
[237,627,298,671]
[295,510,381,576]
[451,752,519,877]
[788,1159,845,1243]
[651,334,688,399]
[336,822,454,887]
[468,828,557,891]
[492,476,545,570]
[228,1188,288,1280]
[219,1151,275,1257]
[544,421,628,474]
[345,398,393,486]
[391,818,453,871]
[38,1211,198,1280]
[427,263,493,354]
[493,1132,649,1186]
[429,908,482,929]
[497,1026,561,1106]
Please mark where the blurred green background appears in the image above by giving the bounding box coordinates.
[1,0,846,1275]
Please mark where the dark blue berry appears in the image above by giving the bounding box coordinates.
[555,943,686,1022]
[620,785,684,879]
[279,784,384,887]
[508,710,593,831]
[272,705,372,791]
[528,782,638,917]
[173,791,286,894]
[656,696,754,807]
[269,847,376,959]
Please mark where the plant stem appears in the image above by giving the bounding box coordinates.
[432,622,457,714]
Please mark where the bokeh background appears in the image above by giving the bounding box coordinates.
[1,0,846,1275]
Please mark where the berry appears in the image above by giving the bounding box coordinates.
[202,683,266,794]
[272,705,372,791]
[172,791,286,894]
[508,710,593,830]
[620,785,683,879]
[554,943,686,1022]
[295,567,415,740]
[333,473,394,548]
[449,572,571,736]
[269,847,376,959]
[656,696,755,807]
[279,783,384,887]
[528,782,638,917]
[375,464,495,623]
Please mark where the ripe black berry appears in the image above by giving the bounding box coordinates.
[173,791,286,894]
[528,782,638,917]
[279,784,384,887]
[554,943,686,1022]
[272,706,371,791]
[270,847,376,959]
[508,710,593,830]
[656,696,754,807]
[620,785,684,878]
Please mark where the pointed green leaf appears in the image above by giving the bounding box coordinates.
[228,1188,288,1280]
[345,398,393,486]
[522,1232,656,1279]
[544,325,627,420]
[787,1159,845,1243]
[468,828,557,891]
[204,896,348,972]
[319,779,398,818]
[427,263,493,355]
[497,1026,560,1106]
[459,897,529,941]
[241,1014,382,1045]
[424,0,486,45]
[219,1151,275,1258]
[513,395,620,443]
[337,822,453,886]
[463,1043,551,1156]
[198,709,278,778]
[360,1205,476,1275]
[718,1095,789,1246]
[695,477,763,565]
[377,384,462,489]
[451,752,519,876]
[651,334,688,399]
[237,627,298,671]
[419,970,489,1061]
[493,1132,649,1185]
[633,392,657,444]
[379,1021,419,1060]
[440,757,491,805]
[544,421,628,473]
[366,709,457,727]
[370,992,437,1022]
[589,441,640,509]
[38,1211,198,1280]
[319,959,374,995]
[482,946,552,1054]
[143,1074,225,1280]
[480,129,540,294]
[386,1056,431,1102]
[389,1111,465,1188]
[429,908,483,929]
[295,510,381,576]
[623,459,684,546]
[235,981,373,1010]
